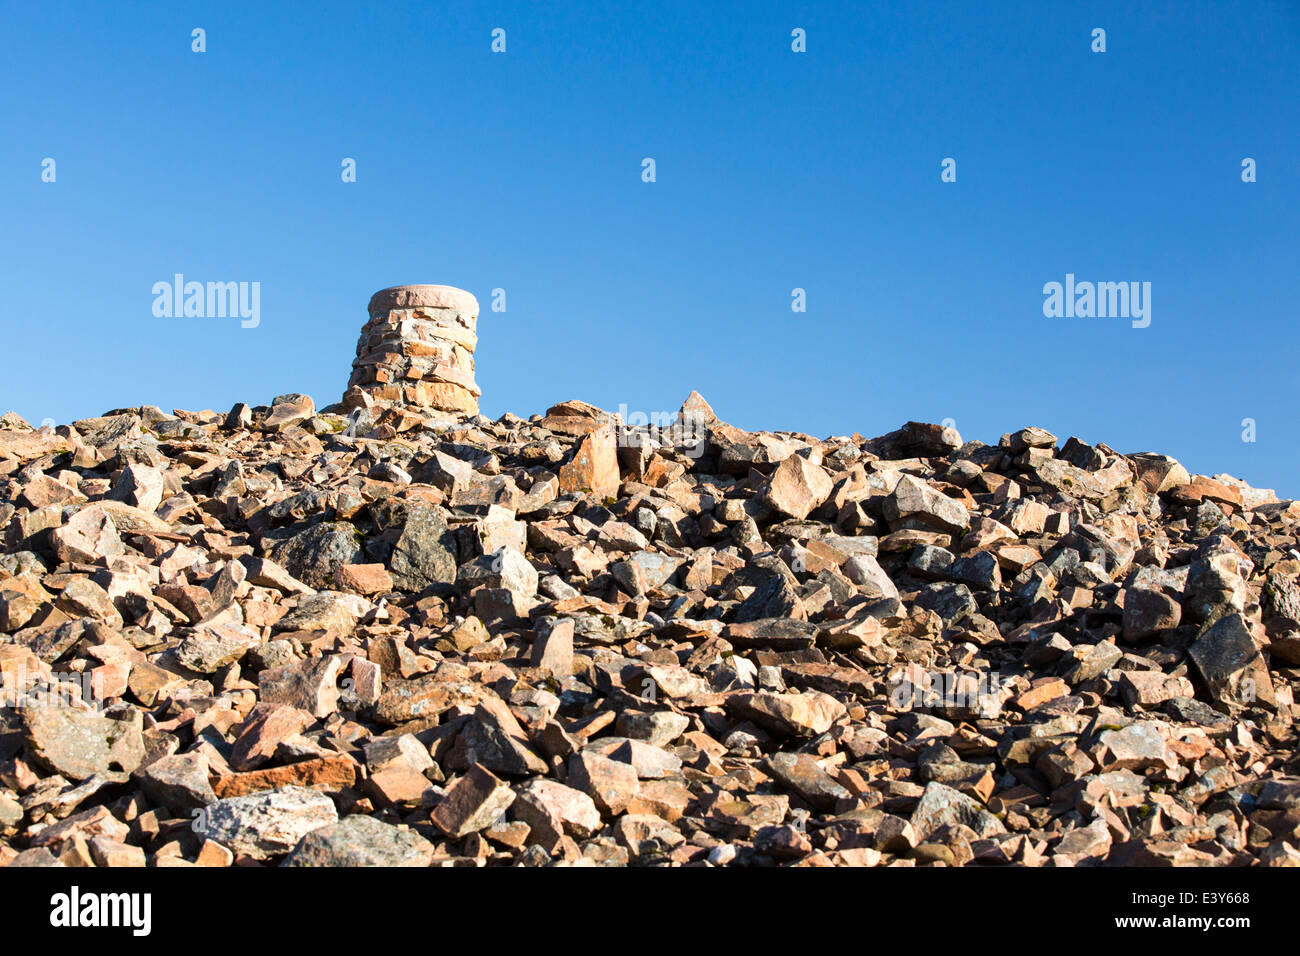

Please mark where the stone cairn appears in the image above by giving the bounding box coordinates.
[345,284,481,416]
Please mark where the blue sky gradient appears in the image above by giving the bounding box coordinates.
[3,1,1297,493]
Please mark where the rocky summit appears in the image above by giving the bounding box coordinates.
[1,289,1299,869]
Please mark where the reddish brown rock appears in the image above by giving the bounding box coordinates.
[432,764,516,837]
[567,751,639,816]
[762,454,833,520]
[212,754,357,799]
[558,425,620,499]
[334,563,394,595]
[230,704,316,771]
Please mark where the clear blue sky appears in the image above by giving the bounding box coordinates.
[3,1,1297,495]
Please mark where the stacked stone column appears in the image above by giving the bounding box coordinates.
[347,284,481,415]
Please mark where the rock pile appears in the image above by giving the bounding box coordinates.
[345,285,481,417]
[1,383,1299,867]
